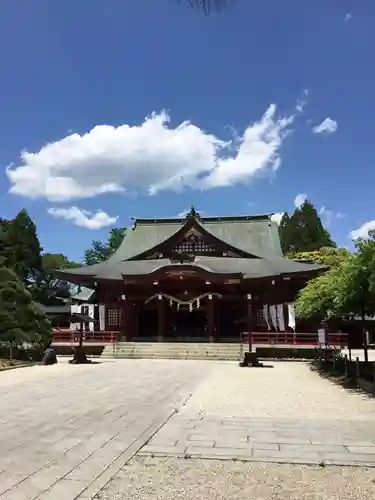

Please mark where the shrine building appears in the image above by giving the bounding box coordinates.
[56,210,325,343]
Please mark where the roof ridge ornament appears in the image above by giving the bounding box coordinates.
[185,205,201,220]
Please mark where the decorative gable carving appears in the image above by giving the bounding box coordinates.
[145,226,242,259]
[172,228,216,255]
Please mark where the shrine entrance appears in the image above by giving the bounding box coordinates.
[168,303,207,341]
[136,290,221,342]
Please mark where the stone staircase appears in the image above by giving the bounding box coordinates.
[101,342,245,361]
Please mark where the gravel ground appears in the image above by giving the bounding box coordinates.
[180,361,375,420]
[99,456,375,500]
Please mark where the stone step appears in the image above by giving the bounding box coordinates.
[113,347,242,352]
[114,343,242,348]
[102,342,244,361]
[111,348,243,353]
[103,354,242,360]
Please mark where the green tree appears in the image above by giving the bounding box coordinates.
[278,213,292,254]
[0,267,51,359]
[0,218,9,266]
[289,247,350,268]
[279,200,336,254]
[295,233,375,329]
[1,209,43,285]
[84,228,126,265]
[334,236,375,320]
[32,253,81,305]
[295,266,343,320]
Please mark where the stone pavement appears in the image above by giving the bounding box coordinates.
[2,359,375,500]
[139,362,375,467]
[0,359,212,500]
[140,415,375,466]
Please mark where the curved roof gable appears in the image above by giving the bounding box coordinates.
[107,214,282,262]
[54,214,284,282]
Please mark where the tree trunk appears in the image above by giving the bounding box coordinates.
[79,323,83,348]
[362,305,369,364]
[70,322,90,364]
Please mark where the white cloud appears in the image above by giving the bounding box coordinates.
[344,13,352,23]
[295,88,309,113]
[319,206,345,227]
[312,117,338,135]
[270,212,284,225]
[294,193,307,208]
[47,206,118,230]
[6,103,300,202]
[178,209,190,218]
[350,220,375,240]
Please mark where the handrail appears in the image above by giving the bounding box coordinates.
[52,330,118,343]
[243,332,347,348]
[52,329,348,347]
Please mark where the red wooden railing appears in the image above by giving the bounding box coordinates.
[52,329,348,347]
[244,332,347,348]
[52,329,118,344]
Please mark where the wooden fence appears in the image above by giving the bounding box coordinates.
[317,351,375,395]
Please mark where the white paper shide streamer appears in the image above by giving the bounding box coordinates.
[287,303,296,332]
[276,304,285,332]
[269,305,278,331]
[99,304,106,331]
[70,304,80,331]
[263,304,271,331]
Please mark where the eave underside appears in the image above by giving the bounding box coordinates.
[55,256,326,286]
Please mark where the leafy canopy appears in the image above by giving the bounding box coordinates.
[295,232,375,320]
[289,247,350,268]
[0,209,43,285]
[0,266,51,350]
[33,253,81,305]
[279,200,336,255]
[84,228,126,265]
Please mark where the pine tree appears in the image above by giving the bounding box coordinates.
[33,253,81,305]
[2,210,43,285]
[0,218,9,266]
[0,267,51,359]
[279,200,336,254]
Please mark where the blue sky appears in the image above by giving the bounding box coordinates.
[0,0,374,261]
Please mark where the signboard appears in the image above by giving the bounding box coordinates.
[166,270,197,277]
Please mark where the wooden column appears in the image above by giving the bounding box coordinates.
[207,295,215,342]
[157,296,165,342]
[246,294,253,352]
[120,299,127,341]
[130,301,140,337]
[120,296,130,342]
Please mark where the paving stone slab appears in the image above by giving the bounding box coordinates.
[186,440,216,448]
[142,413,375,467]
[0,360,212,500]
[185,446,252,459]
[279,443,348,454]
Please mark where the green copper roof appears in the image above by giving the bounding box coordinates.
[106,213,282,262]
[56,214,321,283]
